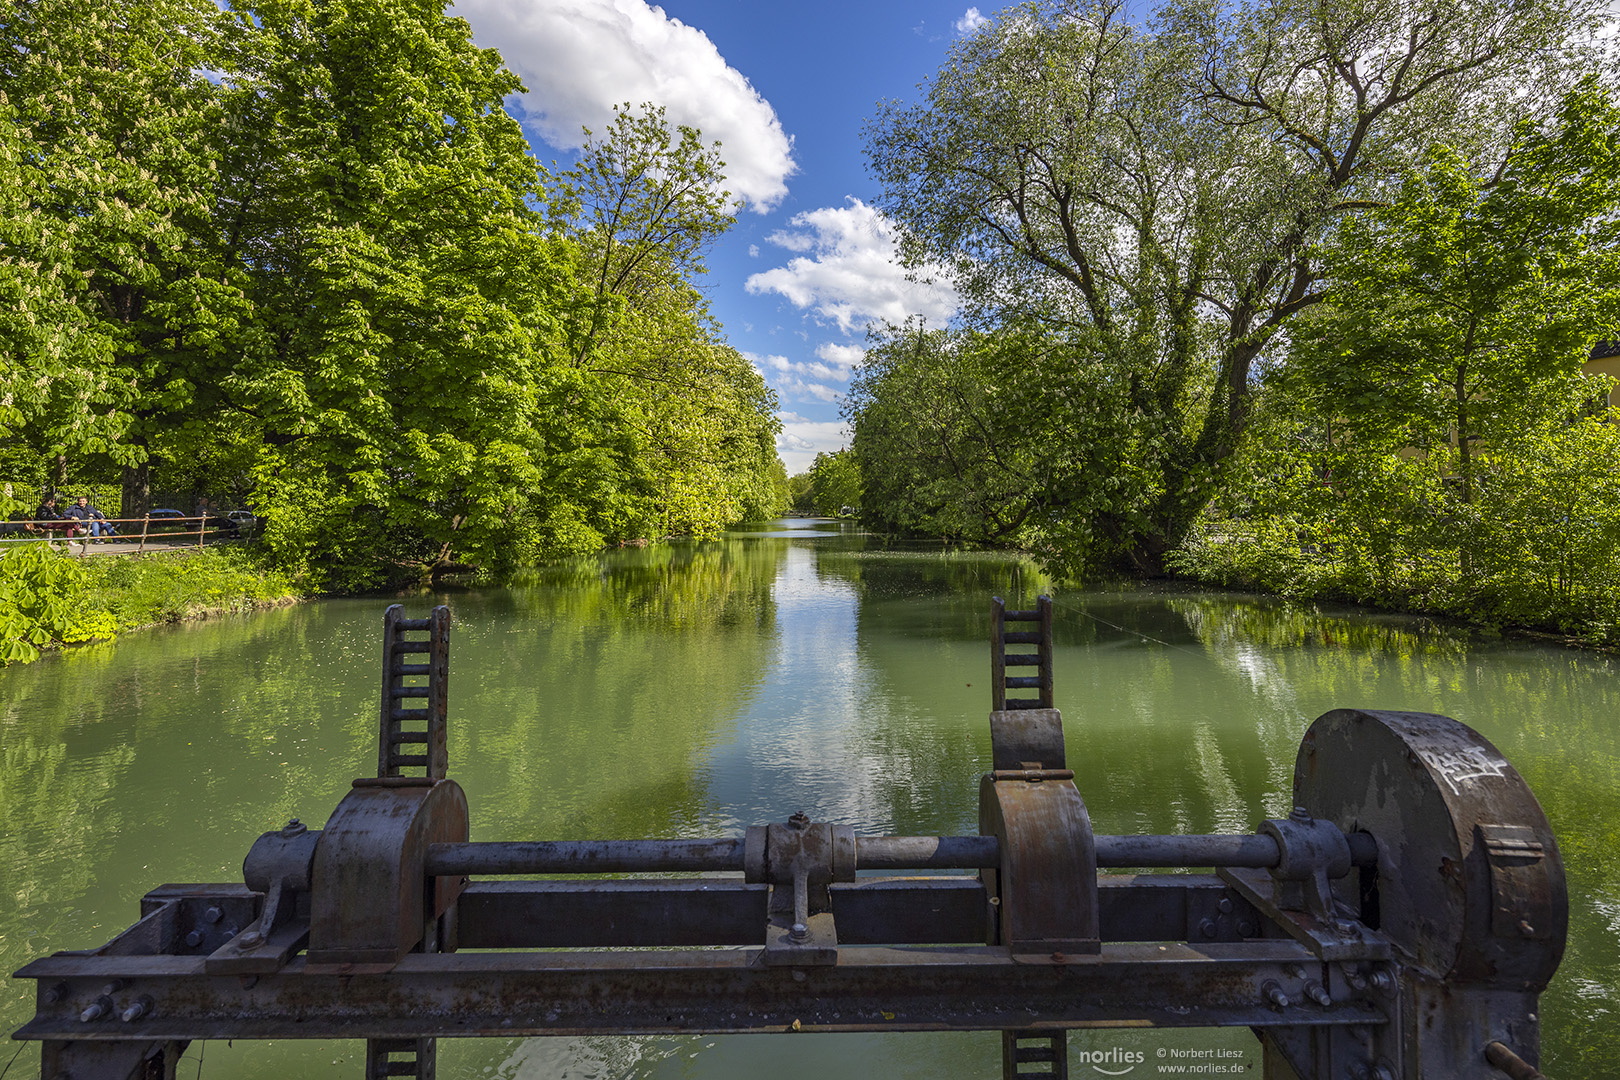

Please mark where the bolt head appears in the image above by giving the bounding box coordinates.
[236,930,264,950]
[203,906,223,924]
[185,930,204,948]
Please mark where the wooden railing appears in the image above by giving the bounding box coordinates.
[0,514,247,554]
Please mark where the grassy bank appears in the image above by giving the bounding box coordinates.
[1168,519,1620,651]
[0,545,302,664]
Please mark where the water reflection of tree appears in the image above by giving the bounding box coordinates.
[836,580,1619,1074]
[455,539,785,842]
[1163,591,1620,1073]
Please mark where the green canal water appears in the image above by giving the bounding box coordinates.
[2,519,1617,1077]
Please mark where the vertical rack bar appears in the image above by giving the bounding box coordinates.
[378,605,403,779]
[1002,1030,1067,1079]
[1037,595,1054,710]
[366,1036,435,1079]
[426,605,450,779]
[991,594,1053,711]
[991,596,1008,712]
[378,604,451,780]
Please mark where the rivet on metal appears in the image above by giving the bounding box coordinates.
[236,930,265,950]
[1198,919,1218,939]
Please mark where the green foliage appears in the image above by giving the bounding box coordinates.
[1175,411,1620,640]
[0,0,246,473]
[548,105,784,542]
[794,448,862,517]
[1286,79,1620,502]
[80,548,298,629]
[1175,81,1620,642]
[0,544,301,666]
[863,0,1606,570]
[0,0,789,589]
[846,322,1164,573]
[0,546,113,664]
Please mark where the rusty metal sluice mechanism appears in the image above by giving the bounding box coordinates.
[12,598,1566,1079]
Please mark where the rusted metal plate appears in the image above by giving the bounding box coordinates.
[988,710,1066,771]
[457,881,769,948]
[14,942,1387,1041]
[1293,710,1566,989]
[980,775,1099,955]
[306,780,469,970]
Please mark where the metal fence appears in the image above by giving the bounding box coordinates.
[0,514,246,554]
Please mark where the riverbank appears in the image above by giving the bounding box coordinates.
[1168,523,1620,652]
[0,544,303,664]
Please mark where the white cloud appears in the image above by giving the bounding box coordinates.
[775,415,850,475]
[457,0,796,211]
[745,198,958,333]
[745,351,845,407]
[955,7,990,34]
[748,244,760,257]
[816,342,866,372]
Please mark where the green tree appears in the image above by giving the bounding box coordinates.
[1288,79,1620,505]
[798,448,862,518]
[0,0,245,513]
[549,104,782,541]
[1177,83,1620,632]
[213,0,581,587]
[848,322,1157,564]
[864,0,1606,571]
[555,104,735,367]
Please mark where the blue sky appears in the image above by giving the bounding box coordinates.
[452,0,982,473]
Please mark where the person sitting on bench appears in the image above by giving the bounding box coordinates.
[33,494,81,537]
[66,496,116,538]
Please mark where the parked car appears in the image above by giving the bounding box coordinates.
[226,510,260,535]
[143,509,189,537]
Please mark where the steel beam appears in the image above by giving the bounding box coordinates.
[16,941,1388,1041]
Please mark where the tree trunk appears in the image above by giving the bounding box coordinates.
[121,461,151,520]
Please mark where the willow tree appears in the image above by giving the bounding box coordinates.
[864,0,1607,572]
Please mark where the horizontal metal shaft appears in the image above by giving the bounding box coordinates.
[854,835,1000,870]
[426,839,747,875]
[426,830,1376,877]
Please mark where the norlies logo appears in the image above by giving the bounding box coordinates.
[1075,1047,1147,1075]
